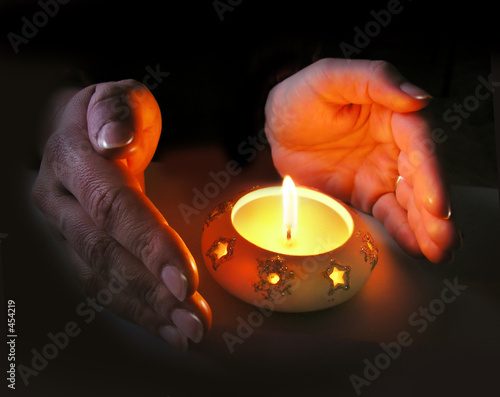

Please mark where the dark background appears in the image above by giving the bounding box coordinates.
[0,0,498,396]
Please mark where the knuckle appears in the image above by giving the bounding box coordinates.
[135,227,163,267]
[87,183,127,229]
[370,60,397,77]
[79,232,116,279]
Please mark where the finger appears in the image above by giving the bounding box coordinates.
[70,245,212,348]
[350,142,399,212]
[303,58,431,112]
[420,206,461,252]
[372,193,422,257]
[34,179,211,348]
[407,195,454,263]
[395,176,412,211]
[45,89,198,302]
[67,248,206,352]
[392,112,451,219]
[86,80,162,175]
[397,152,414,184]
[413,158,451,219]
[34,180,176,319]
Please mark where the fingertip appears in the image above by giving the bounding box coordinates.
[400,82,433,101]
[420,207,460,252]
[395,223,423,258]
[158,325,188,352]
[161,225,200,297]
[191,291,213,334]
[422,187,452,220]
[171,309,204,344]
[86,80,146,161]
[414,161,451,219]
[367,61,430,111]
[162,265,188,302]
[97,121,135,151]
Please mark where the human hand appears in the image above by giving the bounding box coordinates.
[265,58,461,263]
[32,80,211,351]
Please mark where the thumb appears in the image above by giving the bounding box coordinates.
[86,79,162,175]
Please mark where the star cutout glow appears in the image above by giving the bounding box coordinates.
[323,260,351,296]
[329,267,346,287]
[206,237,236,270]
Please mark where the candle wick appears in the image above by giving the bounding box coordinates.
[286,227,292,241]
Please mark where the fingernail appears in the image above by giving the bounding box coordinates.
[171,309,204,343]
[158,325,188,352]
[97,121,134,150]
[442,205,452,220]
[400,82,432,100]
[161,266,188,302]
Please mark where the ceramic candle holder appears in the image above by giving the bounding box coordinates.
[201,183,378,312]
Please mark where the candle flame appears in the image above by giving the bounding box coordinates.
[282,176,298,244]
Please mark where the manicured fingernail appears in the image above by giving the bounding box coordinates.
[158,325,188,352]
[400,82,432,100]
[97,121,134,150]
[171,309,204,343]
[442,205,452,220]
[161,266,188,302]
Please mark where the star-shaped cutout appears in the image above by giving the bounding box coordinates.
[329,267,346,287]
[212,241,228,259]
[323,260,351,296]
[206,237,235,270]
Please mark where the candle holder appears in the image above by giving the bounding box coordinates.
[201,183,378,312]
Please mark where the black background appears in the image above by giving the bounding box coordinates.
[0,0,499,396]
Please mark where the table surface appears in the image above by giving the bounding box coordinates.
[140,146,500,394]
[16,145,500,396]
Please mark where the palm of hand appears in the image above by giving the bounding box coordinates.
[266,77,399,213]
[265,59,461,263]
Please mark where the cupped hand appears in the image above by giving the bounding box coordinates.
[265,58,461,263]
[32,80,211,351]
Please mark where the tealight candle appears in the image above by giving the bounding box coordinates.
[202,176,378,312]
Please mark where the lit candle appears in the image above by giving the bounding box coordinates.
[231,176,353,256]
[202,177,379,312]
